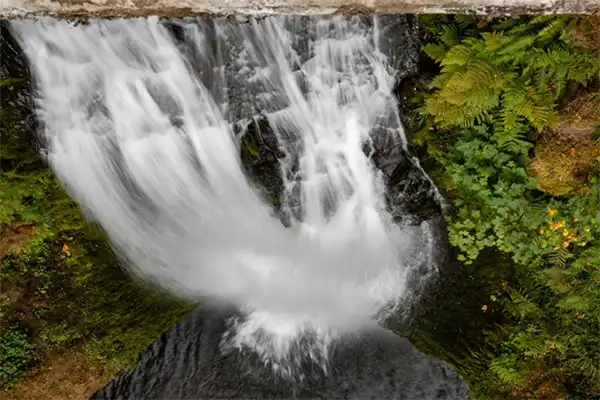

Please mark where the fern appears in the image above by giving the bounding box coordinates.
[421,16,598,132]
[543,267,573,294]
[438,24,461,48]
[557,295,592,312]
[502,83,558,131]
[422,43,447,63]
[548,247,573,268]
[506,289,541,319]
[415,15,600,398]
[496,35,536,57]
[529,15,558,26]
[482,32,506,52]
[536,18,567,42]
[441,43,473,67]
[566,355,600,388]
[489,354,528,388]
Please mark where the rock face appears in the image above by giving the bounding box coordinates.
[2,0,599,20]
[218,14,439,226]
[91,305,469,400]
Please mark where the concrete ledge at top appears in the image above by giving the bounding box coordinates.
[1,0,599,20]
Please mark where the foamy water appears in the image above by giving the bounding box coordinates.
[11,16,438,371]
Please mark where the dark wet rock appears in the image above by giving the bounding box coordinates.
[240,118,285,210]
[164,15,422,122]
[377,14,421,81]
[92,305,469,400]
[0,22,40,152]
[178,14,442,226]
[384,216,453,335]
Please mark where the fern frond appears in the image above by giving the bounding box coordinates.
[566,356,600,387]
[422,43,448,63]
[454,14,476,29]
[489,354,528,388]
[441,44,473,67]
[428,71,454,90]
[543,267,573,293]
[530,15,556,26]
[502,83,557,131]
[507,288,541,319]
[439,24,461,48]
[548,247,572,268]
[536,18,567,43]
[493,127,530,155]
[482,32,506,52]
[567,52,600,83]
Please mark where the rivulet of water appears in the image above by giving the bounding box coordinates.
[10,16,439,374]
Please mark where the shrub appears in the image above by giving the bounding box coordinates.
[0,326,34,389]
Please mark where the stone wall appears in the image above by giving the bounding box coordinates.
[1,0,599,20]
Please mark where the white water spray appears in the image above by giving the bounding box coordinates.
[11,16,438,370]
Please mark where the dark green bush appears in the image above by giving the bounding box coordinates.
[0,326,34,389]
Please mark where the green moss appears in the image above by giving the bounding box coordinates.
[242,134,261,158]
[528,91,600,197]
[0,78,24,87]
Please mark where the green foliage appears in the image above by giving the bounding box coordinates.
[0,326,35,389]
[421,16,600,131]
[412,15,600,399]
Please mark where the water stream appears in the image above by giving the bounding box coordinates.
[10,15,444,374]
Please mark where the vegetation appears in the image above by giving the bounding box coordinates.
[0,71,193,391]
[409,15,600,399]
[0,326,34,388]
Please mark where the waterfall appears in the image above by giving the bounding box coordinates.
[10,15,440,372]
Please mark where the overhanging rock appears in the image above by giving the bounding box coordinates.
[1,0,599,19]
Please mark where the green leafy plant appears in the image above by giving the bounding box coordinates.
[421,16,599,131]
[411,15,600,399]
[0,326,35,389]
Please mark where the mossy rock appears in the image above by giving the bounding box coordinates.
[528,91,600,197]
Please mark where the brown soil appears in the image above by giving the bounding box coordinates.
[571,15,600,54]
[0,222,36,261]
[559,91,600,135]
[2,348,114,400]
[0,222,38,323]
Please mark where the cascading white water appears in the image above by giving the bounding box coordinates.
[11,16,438,372]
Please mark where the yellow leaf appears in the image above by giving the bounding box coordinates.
[63,244,69,252]
[550,220,566,230]
[548,208,558,217]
